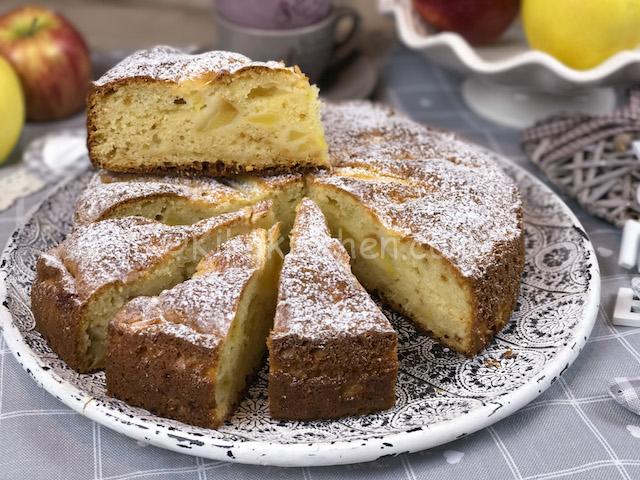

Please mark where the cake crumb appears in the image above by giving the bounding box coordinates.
[501,348,516,359]
[484,358,501,369]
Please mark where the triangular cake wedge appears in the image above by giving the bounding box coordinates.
[31,202,274,372]
[307,102,524,356]
[106,226,282,428]
[74,171,304,238]
[268,198,398,420]
[74,171,249,226]
[87,47,329,176]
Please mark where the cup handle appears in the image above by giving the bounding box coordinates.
[331,6,361,62]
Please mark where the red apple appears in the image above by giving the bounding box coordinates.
[0,6,91,122]
[413,0,520,45]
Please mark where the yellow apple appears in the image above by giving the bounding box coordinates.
[0,55,24,164]
[523,0,640,70]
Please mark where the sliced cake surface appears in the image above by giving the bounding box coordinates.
[107,227,281,428]
[307,102,524,356]
[268,198,398,420]
[74,171,246,226]
[31,202,273,372]
[74,170,304,237]
[87,46,329,175]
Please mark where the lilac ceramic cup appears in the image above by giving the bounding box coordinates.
[216,6,360,82]
[216,0,331,30]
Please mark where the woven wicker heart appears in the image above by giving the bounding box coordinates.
[523,88,640,228]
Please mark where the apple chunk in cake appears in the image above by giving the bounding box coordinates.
[87,47,329,175]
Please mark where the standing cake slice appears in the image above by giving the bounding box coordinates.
[268,198,398,420]
[88,46,329,175]
[106,226,282,428]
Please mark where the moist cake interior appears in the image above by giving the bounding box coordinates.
[106,227,281,427]
[88,48,328,175]
[309,186,475,354]
[211,227,282,423]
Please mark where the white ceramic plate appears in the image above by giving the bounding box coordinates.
[380,0,640,91]
[0,141,599,467]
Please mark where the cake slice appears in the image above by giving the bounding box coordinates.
[213,173,304,243]
[74,171,248,226]
[74,171,304,236]
[87,46,329,176]
[31,202,273,372]
[106,226,281,428]
[307,102,524,356]
[268,199,398,420]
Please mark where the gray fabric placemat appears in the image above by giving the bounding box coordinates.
[1,46,640,480]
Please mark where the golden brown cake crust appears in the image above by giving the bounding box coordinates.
[91,47,294,88]
[86,147,327,177]
[31,207,270,372]
[31,253,87,371]
[268,199,398,420]
[106,229,273,428]
[269,370,397,420]
[106,316,219,427]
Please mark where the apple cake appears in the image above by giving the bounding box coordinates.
[76,102,524,357]
[87,47,329,175]
[268,199,398,420]
[307,102,524,356]
[106,226,281,428]
[31,202,273,372]
[31,100,524,427]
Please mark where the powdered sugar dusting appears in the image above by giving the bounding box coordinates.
[94,46,289,86]
[74,171,242,225]
[121,230,268,349]
[67,101,520,314]
[314,101,522,278]
[75,102,521,280]
[272,199,394,340]
[74,171,301,226]
[53,211,249,303]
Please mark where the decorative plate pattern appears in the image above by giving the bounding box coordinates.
[0,149,600,466]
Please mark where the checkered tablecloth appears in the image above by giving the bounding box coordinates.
[1,46,640,480]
